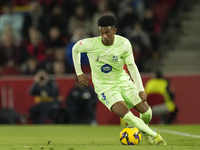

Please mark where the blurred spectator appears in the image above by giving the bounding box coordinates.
[0,25,23,75]
[0,60,21,75]
[61,0,75,21]
[117,0,131,19]
[0,21,22,44]
[118,4,139,35]
[45,27,65,61]
[107,0,119,15]
[142,8,156,34]
[52,61,66,76]
[29,69,61,124]
[66,79,98,125]
[67,4,91,36]
[128,22,152,53]
[117,0,143,19]
[65,28,89,70]
[25,26,46,63]
[0,25,22,66]
[145,71,178,124]
[43,5,68,38]
[0,2,24,35]
[142,7,160,54]
[132,0,145,21]
[62,0,97,25]
[47,48,72,74]
[67,0,97,17]
[125,22,152,71]
[54,49,72,73]
[91,0,116,36]
[21,0,45,39]
[39,0,63,14]
[20,57,39,75]
[0,0,187,76]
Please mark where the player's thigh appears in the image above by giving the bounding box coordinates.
[122,87,150,113]
[111,101,130,118]
[98,90,124,111]
[122,88,142,109]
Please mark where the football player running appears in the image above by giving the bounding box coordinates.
[72,15,166,145]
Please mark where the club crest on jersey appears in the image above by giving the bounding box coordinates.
[101,64,112,73]
[112,56,118,61]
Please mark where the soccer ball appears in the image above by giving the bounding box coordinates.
[119,126,141,145]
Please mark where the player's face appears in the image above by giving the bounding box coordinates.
[99,26,116,46]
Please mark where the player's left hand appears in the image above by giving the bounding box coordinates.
[138,91,147,102]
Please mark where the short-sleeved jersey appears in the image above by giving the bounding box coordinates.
[73,35,135,93]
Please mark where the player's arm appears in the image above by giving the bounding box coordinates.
[123,40,146,101]
[72,42,88,87]
[127,63,147,102]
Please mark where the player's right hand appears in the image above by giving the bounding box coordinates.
[77,74,88,87]
[138,91,147,102]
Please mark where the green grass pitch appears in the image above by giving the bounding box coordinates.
[0,124,200,150]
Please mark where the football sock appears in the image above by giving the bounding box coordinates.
[123,111,157,137]
[140,107,152,125]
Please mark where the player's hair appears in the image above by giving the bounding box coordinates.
[97,15,117,28]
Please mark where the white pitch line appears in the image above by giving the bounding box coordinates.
[152,128,200,138]
[15,145,51,147]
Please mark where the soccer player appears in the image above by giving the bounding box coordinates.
[72,15,166,145]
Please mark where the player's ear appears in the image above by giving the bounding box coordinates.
[113,28,117,34]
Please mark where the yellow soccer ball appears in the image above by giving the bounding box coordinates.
[119,126,141,145]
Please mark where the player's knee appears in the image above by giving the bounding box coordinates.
[135,101,150,113]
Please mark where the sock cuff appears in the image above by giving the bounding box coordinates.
[123,111,134,120]
[144,107,152,115]
[140,107,152,125]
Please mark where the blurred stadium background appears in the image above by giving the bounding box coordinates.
[0,0,200,125]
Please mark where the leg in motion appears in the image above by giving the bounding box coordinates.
[112,101,166,145]
[134,101,152,125]
[111,101,156,136]
[134,101,166,145]
[134,101,154,144]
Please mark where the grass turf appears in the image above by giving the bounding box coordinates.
[0,124,200,150]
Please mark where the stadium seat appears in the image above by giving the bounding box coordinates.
[147,93,165,106]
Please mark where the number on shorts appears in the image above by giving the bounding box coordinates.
[101,93,106,100]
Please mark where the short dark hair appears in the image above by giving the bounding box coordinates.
[155,70,163,78]
[97,15,117,28]
[35,68,47,74]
